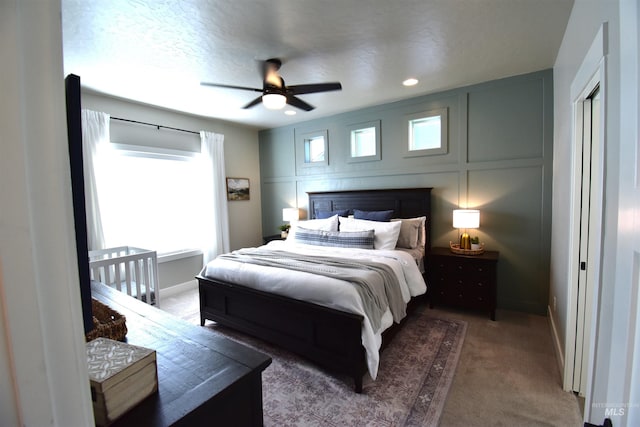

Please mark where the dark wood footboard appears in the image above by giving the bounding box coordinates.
[198,275,368,392]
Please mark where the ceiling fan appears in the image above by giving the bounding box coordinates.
[200,58,342,111]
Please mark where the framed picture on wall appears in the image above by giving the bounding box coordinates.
[226,177,250,201]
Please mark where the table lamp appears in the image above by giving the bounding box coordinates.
[453,209,480,250]
[281,208,300,237]
[282,208,300,223]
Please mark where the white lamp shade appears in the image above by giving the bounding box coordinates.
[282,208,300,222]
[262,93,287,110]
[453,209,480,229]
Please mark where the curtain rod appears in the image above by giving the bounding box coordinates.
[110,116,200,136]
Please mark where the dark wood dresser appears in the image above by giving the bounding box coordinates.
[91,281,272,426]
[428,246,499,320]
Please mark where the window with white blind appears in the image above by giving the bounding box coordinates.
[95,144,207,257]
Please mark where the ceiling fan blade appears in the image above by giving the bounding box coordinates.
[242,96,264,109]
[287,82,342,95]
[286,95,315,111]
[200,82,263,93]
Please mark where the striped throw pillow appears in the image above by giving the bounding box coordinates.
[295,227,375,249]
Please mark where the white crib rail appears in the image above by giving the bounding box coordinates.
[89,246,159,307]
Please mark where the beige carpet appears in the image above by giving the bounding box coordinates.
[435,308,583,427]
[162,289,584,426]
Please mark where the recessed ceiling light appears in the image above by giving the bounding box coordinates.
[403,78,419,87]
[285,110,297,116]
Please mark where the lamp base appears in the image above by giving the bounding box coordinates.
[459,232,471,250]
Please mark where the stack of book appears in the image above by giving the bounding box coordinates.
[86,338,158,426]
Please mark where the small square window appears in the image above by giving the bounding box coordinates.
[409,116,441,151]
[347,120,381,163]
[304,135,325,163]
[351,127,376,157]
[404,108,448,157]
[297,129,329,168]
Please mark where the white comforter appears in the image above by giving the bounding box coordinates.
[201,240,427,379]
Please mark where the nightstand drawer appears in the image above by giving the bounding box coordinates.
[445,260,493,277]
[438,283,492,308]
[444,273,493,288]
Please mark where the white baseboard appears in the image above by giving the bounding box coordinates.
[547,305,565,380]
[159,279,198,299]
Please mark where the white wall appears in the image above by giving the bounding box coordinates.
[81,92,262,288]
[550,0,617,364]
[613,1,640,425]
[552,0,639,425]
[0,1,94,425]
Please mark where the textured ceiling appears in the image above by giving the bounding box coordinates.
[62,0,573,130]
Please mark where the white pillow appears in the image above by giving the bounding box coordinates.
[339,216,402,250]
[287,214,339,241]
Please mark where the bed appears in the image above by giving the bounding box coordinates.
[197,187,432,392]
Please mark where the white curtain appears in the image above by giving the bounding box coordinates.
[80,109,109,251]
[200,131,230,265]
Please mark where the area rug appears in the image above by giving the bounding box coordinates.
[204,308,467,427]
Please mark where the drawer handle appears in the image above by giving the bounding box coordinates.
[477,282,484,287]
[478,267,484,272]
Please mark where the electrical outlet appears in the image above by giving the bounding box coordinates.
[553,296,557,312]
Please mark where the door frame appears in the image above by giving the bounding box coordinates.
[564,23,608,419]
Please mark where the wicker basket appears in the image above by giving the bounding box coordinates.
[449,241,485,255]
[85,299,127,342]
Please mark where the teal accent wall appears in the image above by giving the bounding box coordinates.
[259,69,553,315]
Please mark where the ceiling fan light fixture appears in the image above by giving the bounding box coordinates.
[262,93,287,110]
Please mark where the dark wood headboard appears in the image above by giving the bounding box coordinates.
[307,187,433,251]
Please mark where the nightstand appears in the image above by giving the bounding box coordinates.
[428,246,499,320]
[263,234,286,244]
